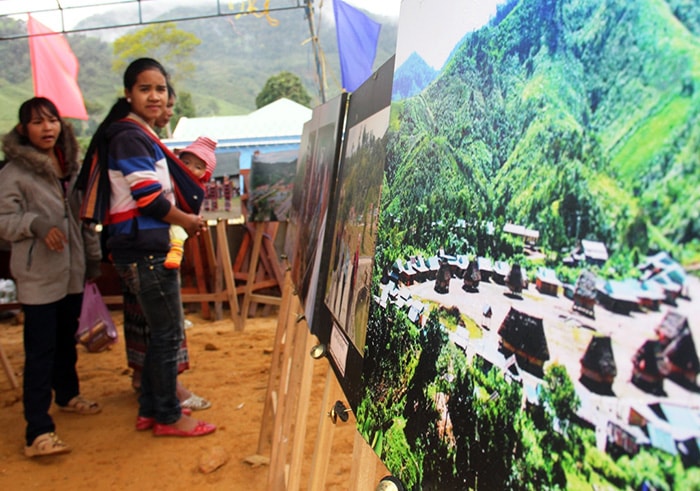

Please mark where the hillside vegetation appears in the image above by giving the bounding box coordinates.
[381,0,700,267]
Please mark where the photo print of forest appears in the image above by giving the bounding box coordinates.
[356,0,700,489]
[324,62,394,353]
[286,94,346,329]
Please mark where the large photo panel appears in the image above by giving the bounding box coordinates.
[320,56,395,409]
[357,0,700,489]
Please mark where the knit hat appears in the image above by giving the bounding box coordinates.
[181,136,217,182]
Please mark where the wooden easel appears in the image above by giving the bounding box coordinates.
[255,269,295,456]
[183,227,213,319]
[231,168,284,326]
[238,222,284,329]
[254,272,387,490]
[0,342,18,389]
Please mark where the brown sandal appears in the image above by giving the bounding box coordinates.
[59,395,102,415]
[24,432,71,457]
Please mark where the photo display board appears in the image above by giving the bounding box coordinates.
[286,93,347,329]
[247,149,297,222]
[201,151,242,223]
[320,56,395,408]
[355,0,700,489]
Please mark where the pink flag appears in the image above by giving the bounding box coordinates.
[27,15,88,120]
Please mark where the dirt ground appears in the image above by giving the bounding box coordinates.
[0,307,370,491]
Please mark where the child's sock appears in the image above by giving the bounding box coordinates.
[165,238,185,269]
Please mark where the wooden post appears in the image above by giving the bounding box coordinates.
[286,329,316,491]
[308,366,344,491]
[0,342,18,389]
[240,223,283,329]
[241,224,265,327]
[215,219,242,329]
[188,230,211,320]
[349,432,379,491]
[256,271,295,455]
[256,305,388,491]
[266,293,303,490]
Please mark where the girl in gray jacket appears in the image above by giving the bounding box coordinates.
[0,97,102,457]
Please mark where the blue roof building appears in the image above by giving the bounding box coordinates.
[163,98,312,178]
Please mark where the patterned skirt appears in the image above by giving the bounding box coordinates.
[122,288,189,374]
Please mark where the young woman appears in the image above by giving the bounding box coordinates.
[83,58,215,437]
[126,81,212,411]
[0,97,102,457]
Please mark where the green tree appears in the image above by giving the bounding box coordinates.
[173,91,196,122]
[0,18,31,84]
[255,71,311,108]
[112,22,201,81]
[540,363,580,437]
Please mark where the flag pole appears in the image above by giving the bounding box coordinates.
[304,0,327,103]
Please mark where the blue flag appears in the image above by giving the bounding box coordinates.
[333,0,381,92]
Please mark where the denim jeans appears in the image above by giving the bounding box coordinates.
[114,255,184,424]
[23,293,82,445]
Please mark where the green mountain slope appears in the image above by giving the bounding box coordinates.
[383,0,700,262]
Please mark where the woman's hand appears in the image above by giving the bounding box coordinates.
[181,213,206,237]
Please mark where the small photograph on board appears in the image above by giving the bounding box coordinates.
[247,149,297,222]
[284,120,316,266]
[201,151,243,223]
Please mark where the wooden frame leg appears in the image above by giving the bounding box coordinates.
[0,342,18,389]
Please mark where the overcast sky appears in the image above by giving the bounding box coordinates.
[0,0,402,31]
[0,0,508,71]
[395,0,508,69]
[342,0,401,18]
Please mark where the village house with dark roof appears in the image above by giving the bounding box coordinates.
[579,335,617,395]
[497,307,550,377]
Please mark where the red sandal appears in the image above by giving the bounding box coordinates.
[136,408,192,431]
[152,420,216,437]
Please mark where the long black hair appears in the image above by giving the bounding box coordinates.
[76,58,169,192]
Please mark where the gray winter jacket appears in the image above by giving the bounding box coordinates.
[0,123,101,305]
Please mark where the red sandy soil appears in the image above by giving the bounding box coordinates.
[0,308,381,490]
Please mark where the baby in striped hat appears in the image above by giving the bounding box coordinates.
[165,136,218,269]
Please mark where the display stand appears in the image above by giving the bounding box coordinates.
[250,271,314,489]
[307,366,345,490]
[238,223,284,329]
[255,269,295,455]
[349,432,379,491]
[210,219,243,329]
[254,272,387,490]
[234,167,285,323]
[185,227,212,319]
